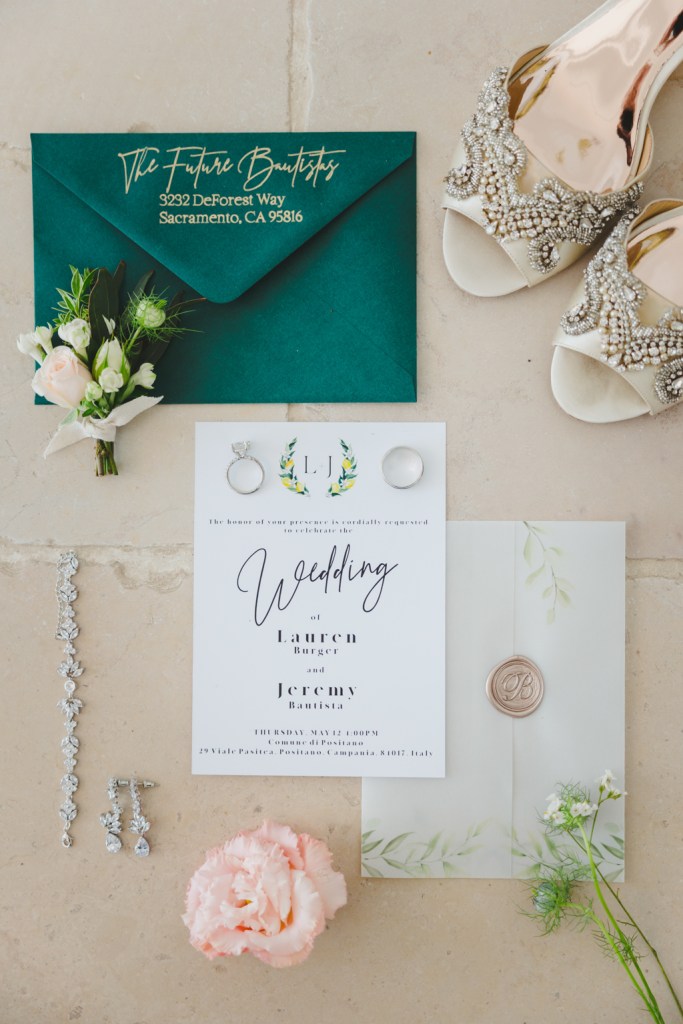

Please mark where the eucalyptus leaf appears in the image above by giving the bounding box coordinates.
[525,565,546,586]
[422,832,442,858]
[603,868,623,882]
[380,832,413,855]
[456,843,483,856]
[601,843,625,860]
[362,863,384,878]
[361,839,383,855]
[543,834,560,856]
[382,856,409,872]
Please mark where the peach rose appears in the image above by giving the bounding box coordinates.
[183,821,347,967]
[32,345,92,409]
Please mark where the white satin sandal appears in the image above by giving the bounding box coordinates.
[442,0,683,296]
[552,200,683,421]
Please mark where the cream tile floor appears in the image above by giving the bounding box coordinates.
[1,1,681,1021]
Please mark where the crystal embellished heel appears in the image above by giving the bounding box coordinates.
[442,0,683,296]
[552,200,683,420]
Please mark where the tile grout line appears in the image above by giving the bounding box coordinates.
[287,0,314,134]
[286,0,315,424]
[1,542,683,581]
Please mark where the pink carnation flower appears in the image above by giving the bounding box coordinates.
[183,821,347,968]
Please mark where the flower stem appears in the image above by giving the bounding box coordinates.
[597,865,683,1019]
[123,326,142,355]
[94,440,118,476]
[568,826,683,1019]
[578,824,664,1023]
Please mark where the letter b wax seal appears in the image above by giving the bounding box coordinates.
[486,656,544,718]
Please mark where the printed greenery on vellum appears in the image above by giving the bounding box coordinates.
[524,772,682,1023]
[18,263,201,475]
[361,822,488,878]
[522,521,573,624]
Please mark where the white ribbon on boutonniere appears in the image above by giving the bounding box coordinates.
[43,395,163,457]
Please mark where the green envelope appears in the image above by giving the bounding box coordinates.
[31,133,416,404]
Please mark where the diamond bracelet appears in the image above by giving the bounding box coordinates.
[55,552,83,848]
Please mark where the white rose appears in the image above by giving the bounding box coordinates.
[58,318,91,357]
[84,381,103,402]
[31,346,92,409]
[130,362,156,389]
[99,367,124,394]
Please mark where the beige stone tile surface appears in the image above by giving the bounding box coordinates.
[2,553,682,1023]
[1,0,682,1021]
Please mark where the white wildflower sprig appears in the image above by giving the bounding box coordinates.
[599,769,625,798]
[542,783,599,832]
[527,772,681,1024]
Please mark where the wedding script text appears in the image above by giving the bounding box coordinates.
[236,544,398,626]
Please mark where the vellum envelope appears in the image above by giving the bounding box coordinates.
[31,132,416,404]
[361,521,625,879]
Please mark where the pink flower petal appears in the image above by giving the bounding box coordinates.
[298,833,348,918]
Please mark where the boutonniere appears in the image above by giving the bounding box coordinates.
[18,263,202,476]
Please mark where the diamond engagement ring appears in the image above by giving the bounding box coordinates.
[226,441,265,494]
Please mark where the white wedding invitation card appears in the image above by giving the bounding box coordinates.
[361,521,625,878]
[193,422,446,777]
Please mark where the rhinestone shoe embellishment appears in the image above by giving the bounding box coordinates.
[561,211,683,399]
[443,67,643,274]
[654,358,683,405]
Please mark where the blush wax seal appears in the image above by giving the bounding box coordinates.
[486,655,544,717]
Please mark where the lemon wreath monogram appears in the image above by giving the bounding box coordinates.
[279,438,357,497]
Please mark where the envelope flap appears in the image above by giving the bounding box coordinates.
[31,132,415,303]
